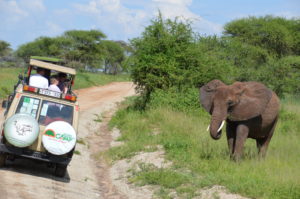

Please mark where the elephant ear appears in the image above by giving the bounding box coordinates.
[200,79,226,113]
[229,82,273,121]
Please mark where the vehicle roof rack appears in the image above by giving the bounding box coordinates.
[29,59,76,75]
[30,56,63,63]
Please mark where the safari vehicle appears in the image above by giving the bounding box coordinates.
[0,56,79,177]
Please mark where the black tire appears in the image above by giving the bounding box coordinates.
[54,164,67,177]
[0,153,7,167]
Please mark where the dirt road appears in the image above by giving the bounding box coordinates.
[0,82,135,199]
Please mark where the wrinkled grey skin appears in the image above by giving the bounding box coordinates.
[200,80,280,161]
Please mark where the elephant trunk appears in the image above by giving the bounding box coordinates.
[209,106,227,140]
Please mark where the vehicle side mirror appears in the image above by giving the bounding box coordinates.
[2,100,8,108]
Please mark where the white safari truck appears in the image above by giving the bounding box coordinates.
[0,57,79,177]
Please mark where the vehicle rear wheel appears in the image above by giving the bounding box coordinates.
[0,153,7,167]
[54,164,67,177]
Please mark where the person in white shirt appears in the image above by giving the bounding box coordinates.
[29,68,49,89]
[48,76,61,92]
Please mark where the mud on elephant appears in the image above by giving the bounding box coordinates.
[200,80,280,161]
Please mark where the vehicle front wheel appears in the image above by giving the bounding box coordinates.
[0,153,7,167]
[54,164,67,177]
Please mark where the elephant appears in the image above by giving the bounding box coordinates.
[200,80,280,161]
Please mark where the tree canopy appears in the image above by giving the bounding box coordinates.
[5,14,300,98]
[0,40,12,57]
[224,16,300,57]
[15,30,127,72]
[130,14,300,106]
[102,40,125,74]
[130,14,233,106]
[63,30,106,67]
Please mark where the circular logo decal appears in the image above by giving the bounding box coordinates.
[42,121,76,155]
[4,113,39,147]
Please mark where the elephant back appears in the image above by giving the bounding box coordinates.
[229,81,274,121]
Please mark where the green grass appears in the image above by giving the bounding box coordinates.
[108,96,300,199]
[0,68,24,99]
[73,71,130,90]
[128,163,199,198]
[0,67,130,99]
[130,164,191,189]
[76,138,86,145]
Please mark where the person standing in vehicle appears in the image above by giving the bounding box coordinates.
[57,72,68,93]
[57,73,68,93]
[48,76,61,92]
[29,68,49,89]
[57,73,67,89]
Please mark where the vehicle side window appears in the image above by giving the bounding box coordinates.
[38,101,73,126]
[15,96,40,118]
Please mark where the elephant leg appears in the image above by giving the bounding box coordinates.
[232,124,249,161]
[256,138,269,159]
[226,122,236,157]
[256,117,278,158]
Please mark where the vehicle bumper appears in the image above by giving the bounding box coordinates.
[0,143,72,165]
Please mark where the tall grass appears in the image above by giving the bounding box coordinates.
[109,96,300,199]
[0,67,130,99]
[0,68,24,99]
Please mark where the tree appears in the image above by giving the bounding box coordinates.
[15,30,107,68]
[130,13,194,102]
[224,16,299,57]
[258,56,300,97]
[102,40,125,74]
[15,37,62,61]
[63,30,106,68]
[222,16,300,96]
[198,36,270,82]
[130,13,233,107]
[0,40,12,57]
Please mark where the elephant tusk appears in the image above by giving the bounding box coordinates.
[217,120,225,133]
[207,125,210,132]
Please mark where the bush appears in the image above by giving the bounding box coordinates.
[258,56,300,96]
[148,87,201,112]
[130,15,235,108]
[130,13,196,98]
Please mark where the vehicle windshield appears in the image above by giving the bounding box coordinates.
[16,96,74,126]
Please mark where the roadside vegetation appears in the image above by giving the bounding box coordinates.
[0,68,24,99]
[109,95,300,199]
[107,14,300,199]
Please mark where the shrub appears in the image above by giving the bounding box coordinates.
[258,56,300,96]
[148,87,201,113]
